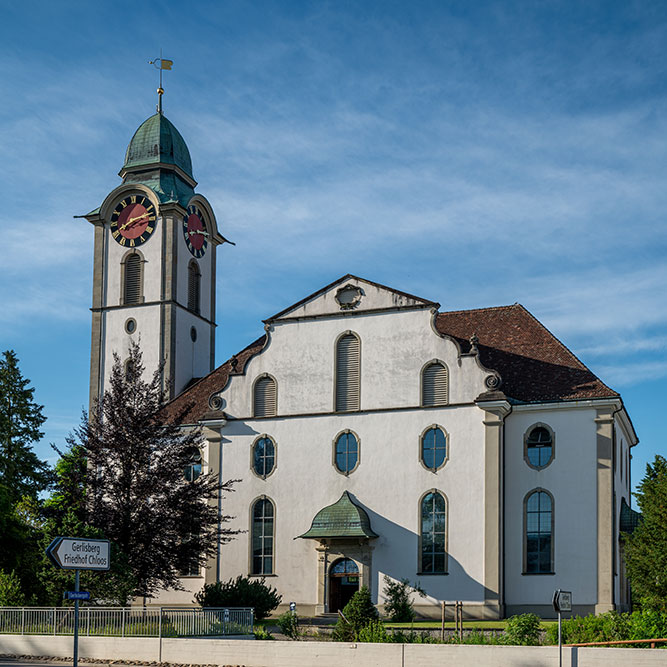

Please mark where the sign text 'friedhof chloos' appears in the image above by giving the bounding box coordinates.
[46,537,110,571]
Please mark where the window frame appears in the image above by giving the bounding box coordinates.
[253,373,278,418]
[420,359,449,407]
[418,489,448,575]
[332,429,361,476]
[183,446,203,482]
[523,488,555,575]
[334,330,361,413]
[120,250,145,305]
[523,423,555,470]
[187,258,201,314]
[251,434,277,479]
[249,496,276,576]
[419,424,449,473]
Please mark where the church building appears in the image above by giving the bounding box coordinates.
[84,103,638,619]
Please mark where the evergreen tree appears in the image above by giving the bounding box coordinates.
[0,350,50,503]
[70,343,238,601]
[624,455,667,611]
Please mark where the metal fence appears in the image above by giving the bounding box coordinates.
[0,607,253,637]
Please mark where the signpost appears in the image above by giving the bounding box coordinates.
[46,537,110,667]
[552,589,572,667]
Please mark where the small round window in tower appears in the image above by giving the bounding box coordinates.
[125,318,137,334]
[190,326,197,342]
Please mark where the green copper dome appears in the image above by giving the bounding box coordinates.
[123,113,193,178]
[298,491,378,540]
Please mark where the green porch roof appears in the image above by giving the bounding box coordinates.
[298,491,378,540]
[620,497,641,534]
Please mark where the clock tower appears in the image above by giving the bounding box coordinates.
[83,108,229,408]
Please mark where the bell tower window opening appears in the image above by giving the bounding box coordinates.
[335,332,361,412]
[188,259,201,314]
[121,251,144,305]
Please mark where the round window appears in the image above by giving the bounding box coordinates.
[125,318,137,334]
[190,326,197,342]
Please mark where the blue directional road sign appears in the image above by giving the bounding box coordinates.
[65,591,91,601]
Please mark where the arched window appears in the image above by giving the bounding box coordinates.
[122,252,143,305]
[188,260,201,314]
[253,375,277,417]
[252,436,276,478]
[421,361,448,407]
[251,497,275,575]
[335,332,360,412]
[420,491,447,573]
[525,425,554,469]
[183,447,202,482]
[333,430,359,475]
[420,426,448,471]
[524,489,554,574]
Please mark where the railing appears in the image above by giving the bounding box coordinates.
[565,637,667,648]
[0,607,253,638]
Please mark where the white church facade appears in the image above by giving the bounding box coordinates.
[84,107,638,619]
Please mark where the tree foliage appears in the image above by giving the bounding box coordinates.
[382,576,426,622]
[71,343,239,601]
[333,586,379,640]
[624,455,667,611]
[0,350,50,503]
[195,576,281,619]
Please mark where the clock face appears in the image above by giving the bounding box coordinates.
[183,204,208,258]
[110,195,157,247]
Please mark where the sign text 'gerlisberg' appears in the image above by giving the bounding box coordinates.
[46,537,110,571]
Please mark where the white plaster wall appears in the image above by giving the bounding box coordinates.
[504,406,598,607]
[100,305,162,397]
[222,308,489,418]
[277,278,429,319]
[216,404,487,607]
[173,307,213,395]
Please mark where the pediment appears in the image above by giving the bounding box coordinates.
[266,274,438,322]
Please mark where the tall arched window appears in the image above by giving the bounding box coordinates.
[420,426,448,471]
[524,489,554,574]
[252,436,276,478]
[188,260,201,314]
[335,332,360,412]
[420,491,447,573]
[253,375,277,417]
[122,252,143,305]
[183,447,202,482]
[524,425,554,469]
[251,497,275,575]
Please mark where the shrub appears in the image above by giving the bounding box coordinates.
[333,586,379,640]
[545,610,630,645]
[276,611,300,640]
[0,570,25,606]
[382,576,426,622]
[504,613,542,645]
[253,626,274,640]
[194,576,281,620]
[629,609,667,641]
[357,620,390,642]
[390,627,439,643]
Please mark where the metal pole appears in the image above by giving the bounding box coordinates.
[73,569,80,667]
[558,609,562,667]
[21,607,25,635]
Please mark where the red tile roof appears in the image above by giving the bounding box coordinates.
[435,304,617,403]
[164,303,616,424]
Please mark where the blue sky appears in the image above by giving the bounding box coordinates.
[1,1,666,493]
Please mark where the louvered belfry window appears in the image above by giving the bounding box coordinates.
[422,362,448,406]
[335,333,360,412]
[123,253,142,305]
[188,260,201,314]
[254,376,277,417]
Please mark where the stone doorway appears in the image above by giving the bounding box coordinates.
[329,558,359,612]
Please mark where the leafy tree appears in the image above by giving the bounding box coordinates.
[0,570,25,606]
[0,350,50,503]
[624,455,667,611]
[382,576,426,622]
[195,576,281,619]
[70,343,239,602]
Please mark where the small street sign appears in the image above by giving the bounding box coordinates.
[552,589,572,613]
[65,591,91,601]
[46,537,110,571]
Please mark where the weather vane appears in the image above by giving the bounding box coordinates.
[148,50,173,114]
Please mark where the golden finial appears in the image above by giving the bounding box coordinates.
[149,50,173,115]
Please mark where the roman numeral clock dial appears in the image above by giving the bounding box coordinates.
[110,196,157,247]
[183,205,208,258]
